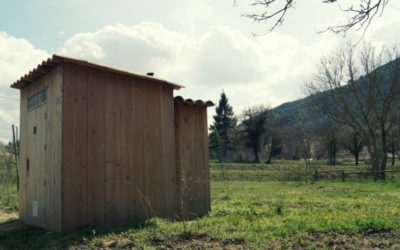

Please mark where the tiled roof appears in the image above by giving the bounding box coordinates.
[11,54,184,90]
[174,96,214,107]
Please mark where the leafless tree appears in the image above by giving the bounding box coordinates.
[306,43,400,179]
[387,126,400,166]
[339,128,363,166]
[241,105,270,163]
[242,0,390,34]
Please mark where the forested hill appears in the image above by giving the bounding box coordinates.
[271,58,399,128]
[271,97,316,127]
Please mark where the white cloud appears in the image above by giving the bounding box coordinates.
[59,22,196,77]
[1,13,397,141]
[59,22,339,114]
[0,32,49,142]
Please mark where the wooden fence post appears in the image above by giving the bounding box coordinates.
[12,125,19,191]
[314,169,319,182]
[241,165,244,190]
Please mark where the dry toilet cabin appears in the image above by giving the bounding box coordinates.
[11,55,213,232]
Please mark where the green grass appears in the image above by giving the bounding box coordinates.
[0,183,18,212]
[0,158,18,212]
[2,161,400,249]
[2,180,400,248]
[211,160,400,182]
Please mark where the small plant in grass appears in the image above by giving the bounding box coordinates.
[275,200,284,215]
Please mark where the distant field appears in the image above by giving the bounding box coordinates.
[1,161,400,249]
[211,160,400,182]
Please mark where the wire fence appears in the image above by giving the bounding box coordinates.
[0,125,19,211]
[210,163,400,182]
[0,151,18,211]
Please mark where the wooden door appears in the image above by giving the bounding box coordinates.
[24,90,48,227]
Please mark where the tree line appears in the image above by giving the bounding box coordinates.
[209,43,400,180]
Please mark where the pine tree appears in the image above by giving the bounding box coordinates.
[209,91,237,161]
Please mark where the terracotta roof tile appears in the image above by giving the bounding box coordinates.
[11,54,184,90]
[174,96,214,107]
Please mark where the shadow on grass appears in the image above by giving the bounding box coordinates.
[0,220,154,249]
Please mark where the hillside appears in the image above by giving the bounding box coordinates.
[271,58,400,128]
[271,97,313,127]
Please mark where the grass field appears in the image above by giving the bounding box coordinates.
[1,161,400,249]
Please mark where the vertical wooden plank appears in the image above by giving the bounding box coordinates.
[160,87,176,218]
[117,77,132,224]
[62,64,88,231]
[142,82,163,217]
[131,79,145,220]
[104,73,115,225]
[45,77,52,229]
[201,108,211,214]
[19,88,27,223]
[106,75,131,225]
[51,67,63,232]
[126,80,137,221]
[174,104,182,218]
[87,69,106,225]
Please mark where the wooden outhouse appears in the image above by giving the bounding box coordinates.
[11,55,213,232]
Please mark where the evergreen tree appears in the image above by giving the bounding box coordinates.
[209,91,237,161]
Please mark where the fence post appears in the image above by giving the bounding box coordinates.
[341,170,345,182]
[241,165,244,190]
[313,169,318,182]
[305,159,309,183]
[12,125,19,191]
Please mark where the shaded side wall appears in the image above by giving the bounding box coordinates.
[174,104,210,219]
[19,66,63,231]
[62,63,177,231]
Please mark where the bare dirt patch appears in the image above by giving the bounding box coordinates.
[0,209,22,232]
[266,230,400,250]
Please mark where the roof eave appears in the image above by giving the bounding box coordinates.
[10,54,184,90]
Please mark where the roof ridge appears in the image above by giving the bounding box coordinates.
[11,54,184,90]
[174,95,214,107]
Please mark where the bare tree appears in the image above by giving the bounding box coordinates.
[265,114,284,164]
[242,0,390,34]
[340,129,363,166]
[241,105,270,163]
[306,43,400,179]
[313,119,340,165]
[387,126,400,166]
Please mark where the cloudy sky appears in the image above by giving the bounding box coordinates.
[0,0,399,142]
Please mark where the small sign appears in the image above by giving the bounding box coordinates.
[56,96,62,105]
[32,200,38,217]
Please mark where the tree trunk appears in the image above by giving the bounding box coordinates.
[368,143,380,181]
[266,138,273,164]
[372,155,380,181]
[391,143,395,166]
[355,152,359,166]
[253,144,260,163]
[367,138,382,180]
[329,140,337,165]
[254,150,259,163]
[223,144,228,162]
[333,141,336,165]
[380,124,387,180]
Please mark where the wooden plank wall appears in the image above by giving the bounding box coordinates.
[174,104,211,219]
[19,66,63,231]
[62,63,177,231]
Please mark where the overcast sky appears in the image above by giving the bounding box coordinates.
[0,0,399,142]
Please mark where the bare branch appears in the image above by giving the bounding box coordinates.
[243,0,390,34]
